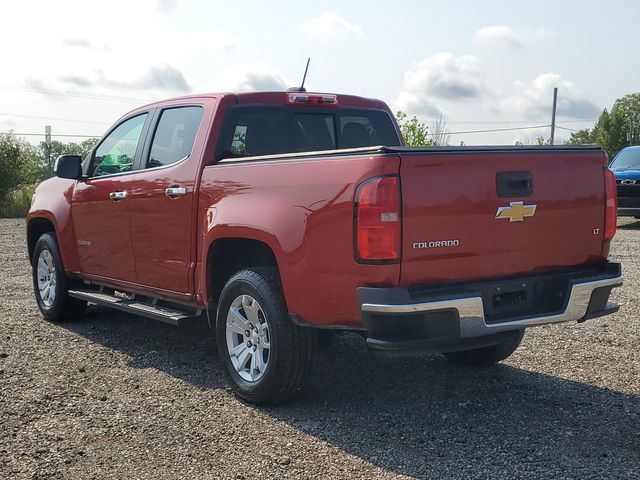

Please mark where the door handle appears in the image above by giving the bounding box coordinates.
[165,186,187,198]
[496,171,533,198]
[109,191,128,201]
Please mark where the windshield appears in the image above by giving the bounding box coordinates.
[611,148,640,169]
[217,106,400,159]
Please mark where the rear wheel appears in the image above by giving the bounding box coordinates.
[443,329,524,366]
[216,267,316,404]
[32,233,86,322]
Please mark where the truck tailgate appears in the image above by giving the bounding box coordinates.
[399,148,607,286]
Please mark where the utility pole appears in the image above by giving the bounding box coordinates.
[629,113,639,146]
[45,125,52,177]
[550,87,558,145]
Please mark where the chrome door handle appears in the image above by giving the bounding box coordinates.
[165,186,187,198]
[109,191,128,201]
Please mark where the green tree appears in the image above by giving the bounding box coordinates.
[612,93,640,145]
[0,133,40,201]
[39,138,99,171]
[396,111,435,147]
[33,137,99,178]
[571,93,640,159]
[566,128,596,145]
[595,108,628,160]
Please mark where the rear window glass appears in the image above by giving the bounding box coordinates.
[218,107,399,159]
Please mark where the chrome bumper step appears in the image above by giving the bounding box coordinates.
[361,274,623,339]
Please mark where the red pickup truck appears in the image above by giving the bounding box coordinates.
[27,91,622,404]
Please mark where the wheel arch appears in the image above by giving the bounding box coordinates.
[205,235,283,325]
[27,216,57,265]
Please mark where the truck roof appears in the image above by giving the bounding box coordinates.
[136,91,388,111]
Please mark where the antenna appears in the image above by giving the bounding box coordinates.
[287,58,310,92]
[300,57,310,91]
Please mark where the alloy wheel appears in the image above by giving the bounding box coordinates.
[225,294,271,382]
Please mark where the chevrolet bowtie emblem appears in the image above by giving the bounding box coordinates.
[495,201,537,222]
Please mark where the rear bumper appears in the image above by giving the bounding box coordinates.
[617,206,640,217]
[617,194,640,216]
[358,262,622,351]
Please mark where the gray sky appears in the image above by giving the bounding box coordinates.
[2,0,638,145]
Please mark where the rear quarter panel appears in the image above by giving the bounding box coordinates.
[198,154,400,328]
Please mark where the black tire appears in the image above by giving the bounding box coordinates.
[32,233,86,322]
[216,267,317,404]
[316,329,336,352]
[443,329,524,366]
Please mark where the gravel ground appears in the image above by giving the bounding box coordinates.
[1,217,639,479]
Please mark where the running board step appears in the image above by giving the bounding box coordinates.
[68,289,200,326]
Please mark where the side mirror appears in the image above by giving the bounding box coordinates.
[54,155,83,180]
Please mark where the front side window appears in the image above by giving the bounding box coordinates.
[92,113,147,177]
[147,106,203,168]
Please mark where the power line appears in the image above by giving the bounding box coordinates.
[0,84,156,104]
[0,112,111,125]
[434,119,597,125]
[556,125,580,133]
[1,110,596,127]
[5,123,553,140]
[431,124,551,136]
[3,132,100,138]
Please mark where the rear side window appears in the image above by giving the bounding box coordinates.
[219,107,399,159]
[147,106,203,168]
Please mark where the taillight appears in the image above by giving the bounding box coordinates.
[604,168,617,242]
[354,175,401,262]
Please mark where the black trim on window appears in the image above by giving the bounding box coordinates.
[135,108,160,172]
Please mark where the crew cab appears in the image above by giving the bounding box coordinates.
[611,146,640,217]
[27,91,623,404]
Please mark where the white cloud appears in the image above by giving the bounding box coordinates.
[208,65,289,92]
[406,53,486,99]
[394,52,489,116]
[295,12,363,43]
[61,37,110,51]
[0,115,17,129]
[474,25,523,49]
[501,73,600,119]
[55,64,192,93]
[185,31,237,51]
[156,0,183,13]
[394,91,442,117]
[474,25,555,49]
[234,71,287,92]
[133,64,192,92]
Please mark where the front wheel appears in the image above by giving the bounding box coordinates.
[32,233,86,322]
[216,267,317,404]
[443,329,524,366]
